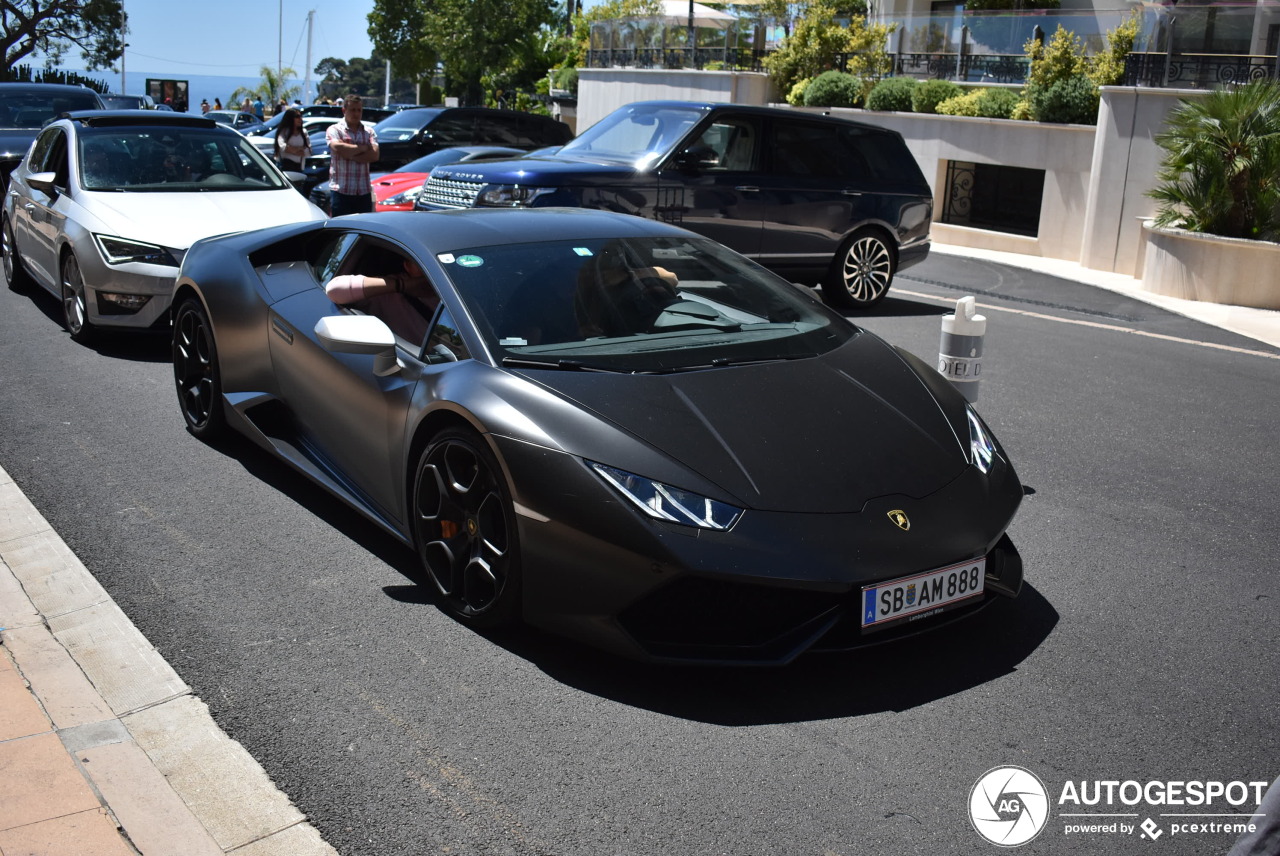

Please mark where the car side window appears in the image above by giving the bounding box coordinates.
[684,117,760,172]
[426,114,474,145]
[42,131,70,187]
[477,115,520,146]
[770,121,868,183]
[26,126,60,171]
[425,306,471,363]
[313,232,361,284]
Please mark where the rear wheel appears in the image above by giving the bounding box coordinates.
[172,297,226,439]
[412,427,521,629]
[822,230,895,311]
[2,215,31,292]
[60,253,96,343]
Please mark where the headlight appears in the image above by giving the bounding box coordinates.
[477,184,554,207]
[967,406,997,474]
[589,462,742,531]
[382,186,422,206]
[93,235,179,266]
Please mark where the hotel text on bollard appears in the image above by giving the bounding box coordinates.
[939,296,985,402]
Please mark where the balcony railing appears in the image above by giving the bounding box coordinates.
[1124,52,1280,88]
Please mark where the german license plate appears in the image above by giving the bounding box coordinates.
[861,558,985,632]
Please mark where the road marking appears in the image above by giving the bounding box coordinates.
[893,288,1280,360]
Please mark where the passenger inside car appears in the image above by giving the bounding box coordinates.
[325,250,440,344]
[573,240,680,338]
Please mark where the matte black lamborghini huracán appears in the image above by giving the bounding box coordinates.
[172,208,1023,664]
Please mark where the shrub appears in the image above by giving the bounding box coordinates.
[787,77,813,106]
[866,77,917,112]
[552,66,579,95]
[1089,11,1141,88]
[911,79,961,114]
[1149,80,1280,241]
[936,91,982,117]
[804,71,862,108]
[1028,73,1098,124]
[975,87,1020,119]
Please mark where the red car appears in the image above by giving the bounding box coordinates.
[373,146,527,211]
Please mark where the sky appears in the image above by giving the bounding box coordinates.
[44,0,376,83]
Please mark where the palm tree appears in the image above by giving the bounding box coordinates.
[230,65,301,112]
[1149,81,1280,242]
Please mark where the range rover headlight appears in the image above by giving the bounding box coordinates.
[967,406,997,474]
[93,235,179,266]
[477,184,554,207]
[589,462,742,531]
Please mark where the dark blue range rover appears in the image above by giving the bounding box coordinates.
[416,100,933,309]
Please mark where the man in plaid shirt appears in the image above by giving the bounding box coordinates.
[326,93,380,215]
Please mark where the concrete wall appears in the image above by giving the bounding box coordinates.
[576,72,1212,278]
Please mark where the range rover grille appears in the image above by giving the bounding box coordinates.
[420,175,484,209]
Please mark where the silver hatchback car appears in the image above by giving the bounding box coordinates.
[2,110,325,342]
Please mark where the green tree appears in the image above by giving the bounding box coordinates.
[762,2,894,105]
[1,0,124,80]
[1149,81,1280,241]
[371,0,557,105]
[230,66,300,110]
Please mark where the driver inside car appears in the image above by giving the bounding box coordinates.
[325,257,440,344]
[574,241,679,338]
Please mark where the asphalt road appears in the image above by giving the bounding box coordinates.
[1,255,1277,856]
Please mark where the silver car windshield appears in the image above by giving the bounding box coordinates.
[440,236,853,373]
[78,126,289,192]
[557,104,703,167]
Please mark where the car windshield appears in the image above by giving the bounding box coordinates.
[557,103,704,167]
[441,236,853,373]
[373,109,441,142]
[0,90,102,129]
[78,126,290,192]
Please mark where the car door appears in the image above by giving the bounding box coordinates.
[754,118,885,267]
[16,126,71,289]
[654,113,766,258]
[266,231,437,525]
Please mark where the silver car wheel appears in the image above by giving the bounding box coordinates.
[413,429,520,627]
[823,231,895,310]
[2,216,30,292]
[60,254,94,342]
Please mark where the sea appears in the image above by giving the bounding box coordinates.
[59,68,324,112]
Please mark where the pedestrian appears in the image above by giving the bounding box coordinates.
[200,98,209,114]
[274,108,311,172]
[325,93,378,216]
[253,96,264,119]
[276,97,288,116]
[214,97,222,110]
[241,97,252,114]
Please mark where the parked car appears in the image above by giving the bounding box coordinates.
[171,207,1023,663]
[302,104,395,123]
[416,101,933,309]
[372,146,527,211]
[99,94,155,110]
[205,110,265,134]
[1,111,325,342]
[372,107,573,169]
[0,83,105,192]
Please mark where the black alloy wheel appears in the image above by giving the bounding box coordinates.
[172,297,226,439]
[2,216,31,292]
[60,253,96,343]
[822,229,896,311]
[413,428,521,628]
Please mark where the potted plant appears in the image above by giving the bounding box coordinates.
[1142,80,1280,309]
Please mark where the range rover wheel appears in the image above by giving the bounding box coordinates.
[822,230,895,311]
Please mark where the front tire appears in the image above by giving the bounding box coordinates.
[172,297,226,439]
[60,253,96,343]
[412,427,522,629]
[2,215,31,293]
[822,230,896,311]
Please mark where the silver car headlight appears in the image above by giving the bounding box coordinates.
[477,184,554,207]
[967,406,997,474]
[589,462,742,531]
[94,234,178,266]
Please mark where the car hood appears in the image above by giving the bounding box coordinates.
[514,333,969,513]
[0,129,39,161]
[373,172,426,198]
[431,154,648,187]
[82,189,325,248]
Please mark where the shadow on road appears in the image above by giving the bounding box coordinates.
[16,281,172,362]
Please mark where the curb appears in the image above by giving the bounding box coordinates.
[0,462,336,856]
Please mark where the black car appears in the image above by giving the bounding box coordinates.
[0,83,105,191]
[171,208,1023,664]
[373,107,573,169]
[417,101,933,309]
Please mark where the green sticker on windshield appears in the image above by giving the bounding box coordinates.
[456,254,484,268]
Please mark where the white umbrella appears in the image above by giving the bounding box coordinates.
[648,0,736,27]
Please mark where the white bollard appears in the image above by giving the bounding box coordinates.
[938,296,986,402]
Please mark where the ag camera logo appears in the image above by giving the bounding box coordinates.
[970,766,1050,847]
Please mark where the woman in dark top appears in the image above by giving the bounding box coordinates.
[274,108,311,172]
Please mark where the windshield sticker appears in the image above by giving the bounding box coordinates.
[500,337,528,346]
[436,253,456,264]
[456,255,484,268]
[573,247,594,257]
